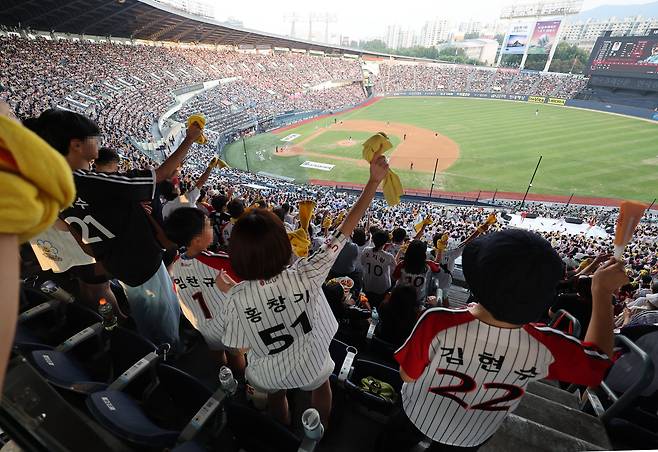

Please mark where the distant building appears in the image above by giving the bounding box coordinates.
[383,25,417,49]
[562,16,658,50]
[420,19,451,47]
[459,20,482,35]
[440,39,499,66]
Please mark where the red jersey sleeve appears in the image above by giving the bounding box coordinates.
[394,308,474,380]
[393,262,404,280]
[524,324,612,387]
[426,260,440,273]
[196,251,241,283]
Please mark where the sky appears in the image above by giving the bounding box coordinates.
[205,0,656,40]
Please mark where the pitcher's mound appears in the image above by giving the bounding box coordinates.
[336,139,354,147]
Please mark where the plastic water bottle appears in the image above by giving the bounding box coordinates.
[302,408,324,441]
[371,307,379,324]
[219,366,238,396]
[367,307,379,340]
[40,281,75,303]
[98,298,118,331]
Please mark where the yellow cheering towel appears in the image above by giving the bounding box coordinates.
[210,156,229,169]
[332,210,346,228]
[434,233,450,254]
[187,114,208,145]
[288,200,316,257]
[298,200,316,231]
[362,132,403,206]
[0,116,75,243]
[322,214,333,230]
[288,229,311,257]
[415,216,434,233]
[477,213,498,233]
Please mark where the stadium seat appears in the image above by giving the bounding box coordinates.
[582,334,658,447]
[28,326,156,394]
[549,309,582,338]
[344,359,402,415]
[87,358,216,448]
[14,301,102,353]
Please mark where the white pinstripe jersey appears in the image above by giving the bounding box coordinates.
[360,247,396,294]
[171,251,238,350]
[218,230,346,390]
[395,308,612,447]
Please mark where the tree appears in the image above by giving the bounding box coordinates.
[464,32,480,40]
[548,42,589,74]
[358,39,388,53]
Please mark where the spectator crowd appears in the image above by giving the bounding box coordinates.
[2,31,656,452]
[375,63,588,98]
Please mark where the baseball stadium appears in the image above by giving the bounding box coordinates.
[1,0,658,452]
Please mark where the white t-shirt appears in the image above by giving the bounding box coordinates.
[170,250,237,350]
[360,247,396,294]
[162,187,201,220]
[218,230,346,390]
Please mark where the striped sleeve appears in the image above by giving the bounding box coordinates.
[74,168,155,200]
[294,229,347,284]
[524,324,612,387]
[395,308,473,380]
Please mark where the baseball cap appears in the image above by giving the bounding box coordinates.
[462,229,563,325]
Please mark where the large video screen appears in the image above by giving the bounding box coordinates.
[588,36,658,79]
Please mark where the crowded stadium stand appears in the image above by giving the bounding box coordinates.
[1,1,658,452]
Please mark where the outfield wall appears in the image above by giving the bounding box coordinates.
[381,91,658,121]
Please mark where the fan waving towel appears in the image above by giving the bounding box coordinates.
[0,116,75,243]
[362,132,403,206]
[288,200,316,257]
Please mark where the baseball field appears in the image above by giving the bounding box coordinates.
[223,97,658,203]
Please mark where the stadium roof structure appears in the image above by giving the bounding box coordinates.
[0,0,436,61]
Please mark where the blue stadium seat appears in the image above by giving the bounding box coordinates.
[28,327,156,394]
[86,362,214,448]
[88,389,180,448]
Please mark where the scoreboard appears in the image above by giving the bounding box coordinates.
[588,34,658,79]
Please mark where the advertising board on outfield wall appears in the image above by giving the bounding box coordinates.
[385,91,566,105]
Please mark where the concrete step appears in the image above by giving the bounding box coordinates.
[526,381,579,409]
[513,392,610,449]
[482,414,606,452]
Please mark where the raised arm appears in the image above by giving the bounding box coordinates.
[194,160,215,190]
[338,155,389,237]
[587,258,629,357]
[155,124,202,183]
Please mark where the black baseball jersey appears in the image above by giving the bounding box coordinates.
[60,169,162,287]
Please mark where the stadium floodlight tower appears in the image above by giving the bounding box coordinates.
[497,0,583,71]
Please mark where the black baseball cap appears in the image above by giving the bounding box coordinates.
[462,229,563,324]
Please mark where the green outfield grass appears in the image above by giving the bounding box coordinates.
[224,97,658,201]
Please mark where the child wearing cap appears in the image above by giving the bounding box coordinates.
[378,229,627,451]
